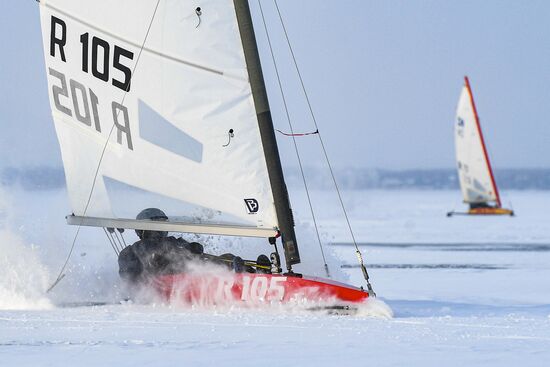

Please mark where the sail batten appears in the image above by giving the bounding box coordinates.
[454,76,500,205]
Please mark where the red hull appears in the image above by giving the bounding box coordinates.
[153,273,369,305]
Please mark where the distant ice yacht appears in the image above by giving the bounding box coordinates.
[447,76,513,217]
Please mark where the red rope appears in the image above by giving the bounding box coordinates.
[275,129,318,137]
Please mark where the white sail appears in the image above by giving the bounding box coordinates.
[39,0,279,236]
[454,78,499,204]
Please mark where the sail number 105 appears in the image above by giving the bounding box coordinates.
[50,16,135,92]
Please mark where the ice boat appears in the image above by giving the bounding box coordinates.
[38,0,374,306]
[447,77,513,217]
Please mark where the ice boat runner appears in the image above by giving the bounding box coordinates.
[447,76,513,217]
[38,0,375,305]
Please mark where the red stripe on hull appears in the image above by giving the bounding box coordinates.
[153,273,369,305]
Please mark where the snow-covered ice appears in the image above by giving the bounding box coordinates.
[1,187,549,366]
[2,304,549,367]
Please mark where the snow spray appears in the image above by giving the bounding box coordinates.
[0,189,52,310]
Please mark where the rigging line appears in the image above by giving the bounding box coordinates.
[112,229,125,253]
[276,129,318,137]
[109,230,122,253]
[109,229,122,254]
[46,0,163,292]
[273,0,374,294]
[118,229,129,248]
[103,228,120,256]
[257,0,330,278]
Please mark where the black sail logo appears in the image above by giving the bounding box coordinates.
[244,199,259,214]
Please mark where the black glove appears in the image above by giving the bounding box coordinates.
[186,242,204,255]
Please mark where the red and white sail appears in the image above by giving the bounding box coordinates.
[454,77,501,207]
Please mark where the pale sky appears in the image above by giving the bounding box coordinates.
[1,0,549,170]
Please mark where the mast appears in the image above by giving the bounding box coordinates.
[464,76,502,208]
[233,0,301,269]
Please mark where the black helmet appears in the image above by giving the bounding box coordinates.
[135,208,168,239]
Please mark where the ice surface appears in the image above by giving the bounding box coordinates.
[1,304,548,367]
[0,187,549,366]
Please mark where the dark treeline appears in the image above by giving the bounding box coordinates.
[2,167,550,191]
[284,167,550,191]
